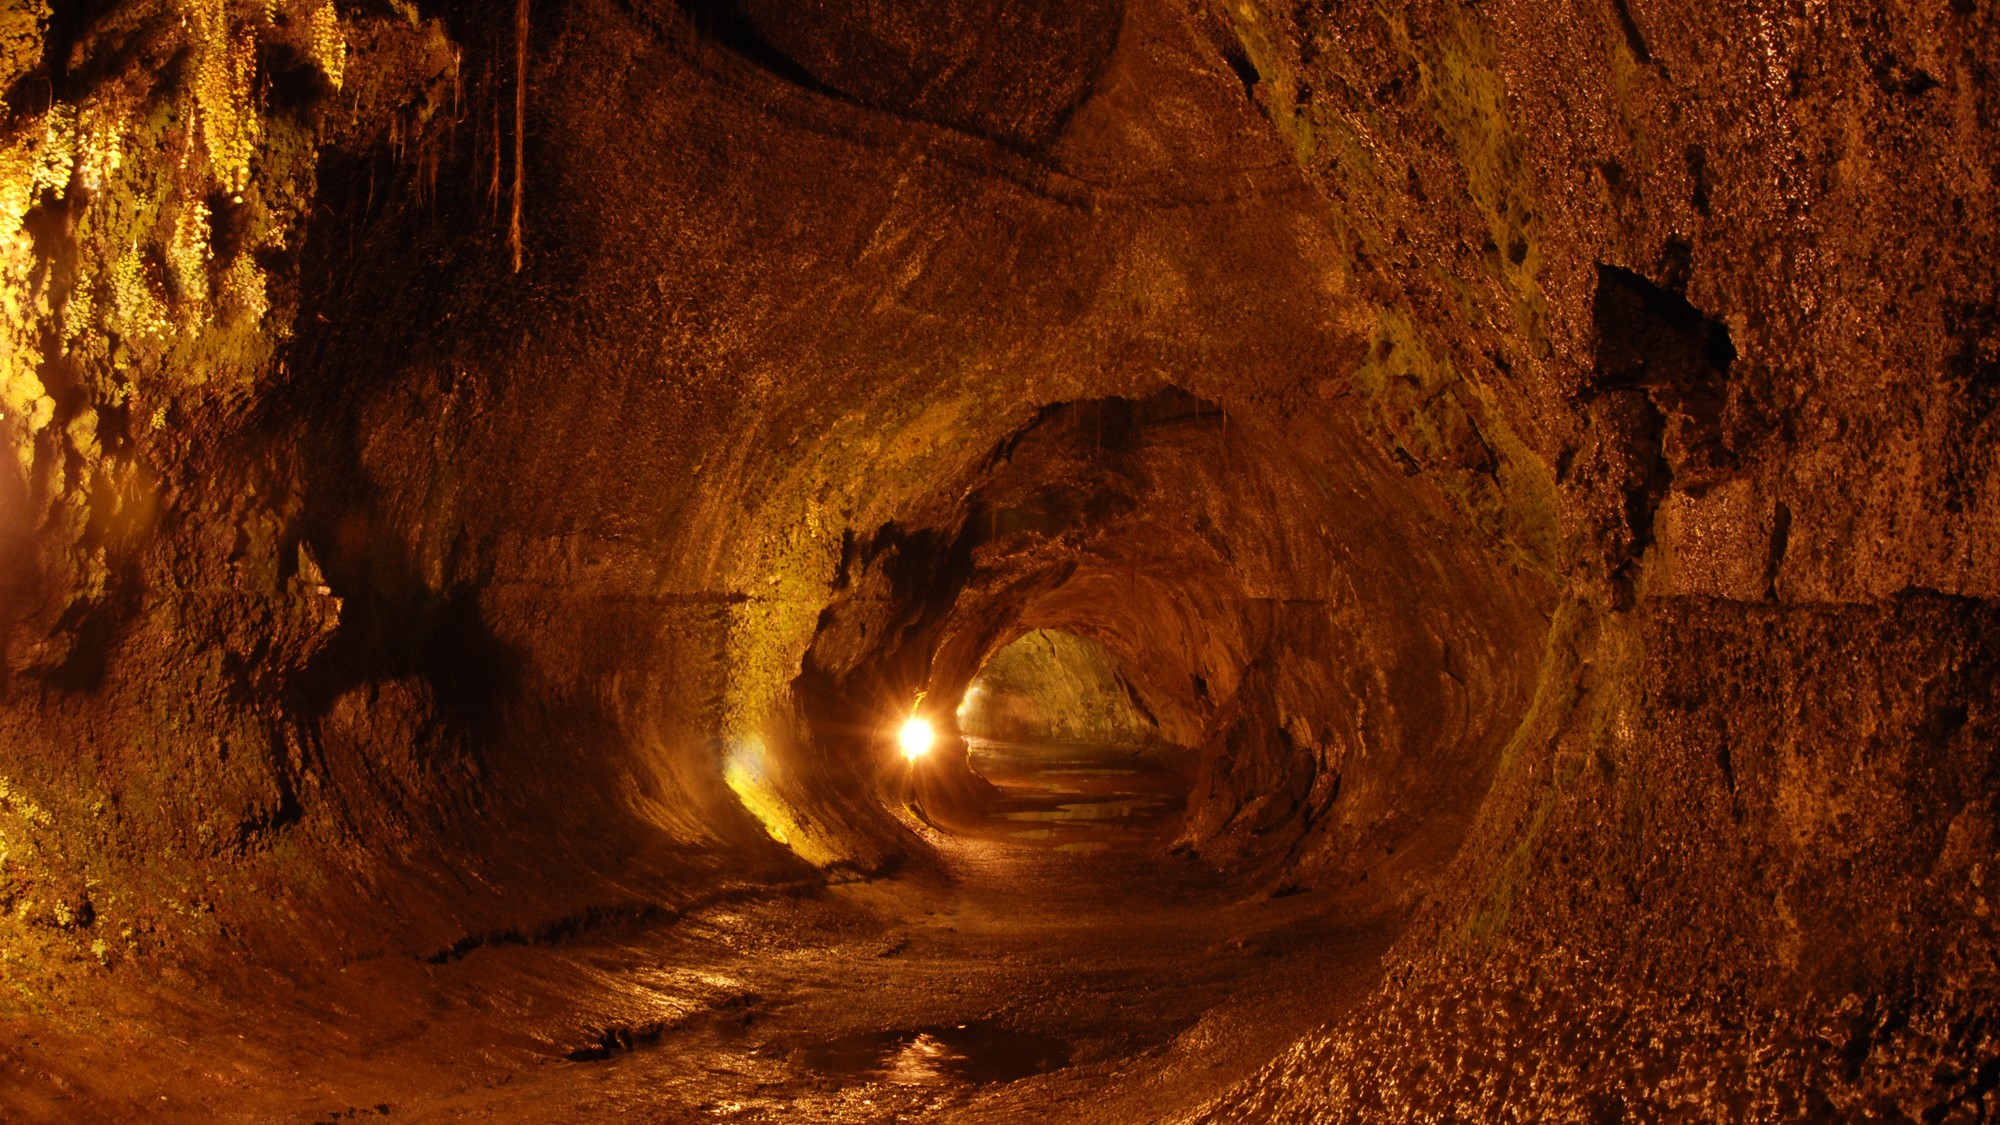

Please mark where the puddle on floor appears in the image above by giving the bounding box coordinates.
[1000,798,1164,822]
[1038,768,1141,777]
[795,1021,1070,1086]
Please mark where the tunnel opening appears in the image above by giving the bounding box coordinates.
[949,627,1195,851]
[771,384,1548,909]
[707,365,1556,1114]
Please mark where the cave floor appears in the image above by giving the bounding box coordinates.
[7,743,1392,1123]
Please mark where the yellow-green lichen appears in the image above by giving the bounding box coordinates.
[74,103,125,192]
[1466,604,1648,943]
[218,247,269,324]
[308,0,346,91]
[1464,602,1584,941]
[710,382,1022,868]
[1382,5,1548,347]
[0,0,428,999]
[0,2,50,94]
[718,388,983,744]
[106,242,173,343]
[721,527,841,742]
[1221,0,1316,164]
[1349,305,1558,574]
[1604,9,1653,169]
[166,196,213,305]
[0,776,52,828]
[0,107,78,433]
[721,737,839,867]
[184,0,260,193]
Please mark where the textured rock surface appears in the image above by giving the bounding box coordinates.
[1182,0,2000,1117]
[0,0,1990,1119]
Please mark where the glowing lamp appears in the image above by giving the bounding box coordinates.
[898,717,935,761]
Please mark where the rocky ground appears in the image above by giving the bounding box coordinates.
[4,741,1391,1123]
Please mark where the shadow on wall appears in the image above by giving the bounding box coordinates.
[670,0,1125,151]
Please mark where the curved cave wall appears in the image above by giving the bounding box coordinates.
[778,385,1545,887]
[0,0,1992,1118]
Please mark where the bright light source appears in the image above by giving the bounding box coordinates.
[898,717,935,761]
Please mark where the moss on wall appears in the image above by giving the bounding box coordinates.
[0,0,458,997]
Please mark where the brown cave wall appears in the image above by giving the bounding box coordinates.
[0,1,482,982]
[1202,594,2000,1122]
[289,0,1557,916]
[0,0,1556,997]
[0,0,1988,1116]
[1190,0,2000,1116]
[0,0,1479,981]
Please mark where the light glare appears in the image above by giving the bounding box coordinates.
[898,717,935,761]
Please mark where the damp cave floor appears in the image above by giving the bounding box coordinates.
[5,743,1396,1123]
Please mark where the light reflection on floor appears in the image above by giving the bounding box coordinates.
[794,1021,1072,1087]
[963,736,1192,850]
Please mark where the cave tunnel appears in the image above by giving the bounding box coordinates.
[952,626,1196,851]
[0,0,1996,1120]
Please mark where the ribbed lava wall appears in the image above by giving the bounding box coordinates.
[779,390,1544,891]
[0,0,1990,1118]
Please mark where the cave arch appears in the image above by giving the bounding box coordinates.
[753,388,1549,899]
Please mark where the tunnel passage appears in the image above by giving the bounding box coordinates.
[957,628,1165,751]
[952,627,1193,849]
[18,0,1994,1117]
[739,388,1551,899]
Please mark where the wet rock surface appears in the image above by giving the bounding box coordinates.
[1,743,1392,1122]
[0,0,1992,1119]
